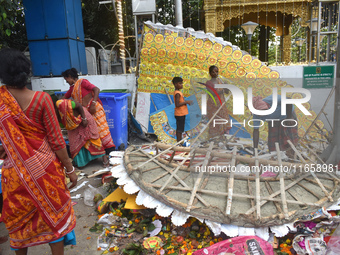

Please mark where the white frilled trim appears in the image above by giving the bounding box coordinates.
[255,227,270,241]
[221,224,239,237]
[238,226,255,236]
[270,224,291,237]
[171,210,190,226]
[204,220,222,236]
[156,203,174,217]
[110,165,126,178]
[116,172,131,186]
[135,189,149,205]
[123,179,140,194]
[142,194,161,209]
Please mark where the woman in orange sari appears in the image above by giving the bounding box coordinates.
[56,99,106,167]
[0,48,77,255]
[206,65,231,138]
[61,68,115,167]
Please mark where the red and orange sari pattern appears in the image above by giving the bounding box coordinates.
[72,79,115,149]
[56,99,105,158]
[0,86,76,249]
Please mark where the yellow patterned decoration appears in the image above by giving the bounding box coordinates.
[137,22,326,144]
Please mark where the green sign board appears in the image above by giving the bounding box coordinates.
[303,65,334,89]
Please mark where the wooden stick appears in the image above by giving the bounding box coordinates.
[296,182,322,200]
[265,181,283,214]
[164,173,191,194]
[191,98,228,145]
[168,151,176,165]
[155,142,305,168]
[226,147,237,215]
[287,140,333,202]
[159,153,191,192]
[245,174,310,215]
[225,115,252,144]
[254,148,261,219]
[304,178,332,191]
[248,179,255,209]
[142,166,161,173]
[138,149,210,206]
[300,145,340,182]
[186,142,214,212]
[148,184,321,206]
[287,190,306,207]
[135,138,187,169]
[275,142,289,219]
[302,85,335,140]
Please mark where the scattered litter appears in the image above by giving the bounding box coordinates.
[69,181,88,193]
[71,194,82,199]
[88,168,111,178]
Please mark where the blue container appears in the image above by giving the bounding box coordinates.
[99,93,131,149]
[54,92,130,149]
[23,0,85,41]
[28,38,87,76]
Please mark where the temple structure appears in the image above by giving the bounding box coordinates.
[203,0,312,64]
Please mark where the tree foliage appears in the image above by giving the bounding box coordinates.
[0,0,27,50]
[156,0,203,31]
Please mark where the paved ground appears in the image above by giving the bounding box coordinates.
[0,159,106,255]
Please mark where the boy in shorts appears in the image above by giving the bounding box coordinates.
[173,77,193,142]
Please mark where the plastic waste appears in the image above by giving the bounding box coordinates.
[326,224,340,254]
[84,185,103,206]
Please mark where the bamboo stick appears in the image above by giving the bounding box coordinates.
[148,184,321,206]
[245,174,310,215]
[138,149,210,206]
[159,153,191,192]
[265,181,283,214]
[155,142,305,168]
[186,142,214,212]
[275,143,289,219]
[296,182,322,200]
[248,179,255,209]
[191,99,228,145]
[254,149,261,219]
[135,138,187,169]
[226,147,237,215]
[302,86,335,140]
[287,140,333,202]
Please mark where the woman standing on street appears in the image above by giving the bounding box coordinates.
[0,48,77,255]
[61,68,115,167]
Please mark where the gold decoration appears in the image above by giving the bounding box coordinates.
[185,38,194,48]
[155,34,164,44]
[232,50,242,60]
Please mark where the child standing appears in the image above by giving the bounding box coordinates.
[173,77,193,142]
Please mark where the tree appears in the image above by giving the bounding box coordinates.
[0,0,27,50]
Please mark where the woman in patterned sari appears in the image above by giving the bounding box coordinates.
[56,99,106,167]
[0,48,77,255]
[206,65,231,138]
[61,68,115,167]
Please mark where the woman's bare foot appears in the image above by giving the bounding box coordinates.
[102,155,110,168]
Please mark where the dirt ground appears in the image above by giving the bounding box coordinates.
[0,159,109,255]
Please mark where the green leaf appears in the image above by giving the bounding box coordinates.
[148,223,156,231]
[5,29,10,36]
[2,12,7,19]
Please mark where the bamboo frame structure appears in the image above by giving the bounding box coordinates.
[123,140,340,227]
